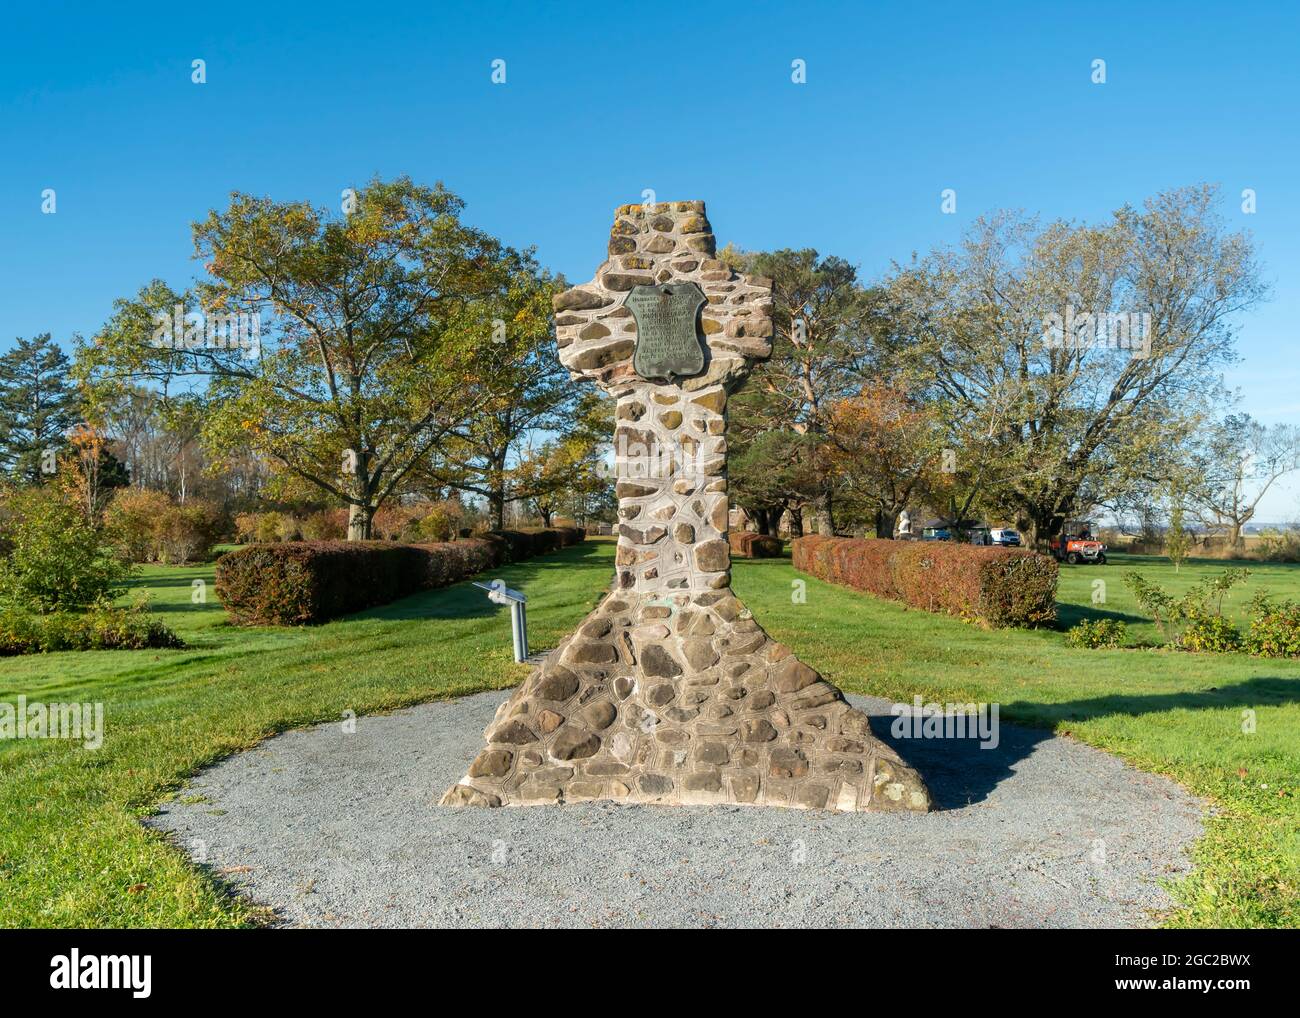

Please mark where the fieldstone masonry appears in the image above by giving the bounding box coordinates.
[441,201,930,813]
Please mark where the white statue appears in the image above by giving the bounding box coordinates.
[897,510,912,537]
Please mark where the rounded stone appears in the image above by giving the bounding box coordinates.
[581,701,618,730]
[550,726,601,761]
[468,749,513,778]
[534,669,580,702]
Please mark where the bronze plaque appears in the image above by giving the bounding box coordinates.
[626,282,707,382]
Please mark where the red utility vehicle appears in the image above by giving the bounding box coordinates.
[1050,520,1107,565]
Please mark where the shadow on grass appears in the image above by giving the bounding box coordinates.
[866,676,1300,810]
[1055,602,1148,628]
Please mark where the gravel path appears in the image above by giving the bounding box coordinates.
[148,691,1203,928]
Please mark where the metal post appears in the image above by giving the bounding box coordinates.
[473,579,529,663]
[510,601,526,663]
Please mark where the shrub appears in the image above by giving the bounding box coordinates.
[729,532,782,558]
[373,504,421,541]
[417,508,453,543]
[412,539,498,589]
[105,491,225,563]
[792,535,1058,628]
[234,512,260,543]
[0,601,183,655]
[215,527,579,625]
[1179,614,1242,653]
[105,488,173,561]
[217,542,419,625]
[0,487,131,612]
[254,512,284,543]
[477,529,536,563]
[1252,529,1300,563]
[273,513,301,542]
[521,527,563,555]
[156,500,225,564]
[1244,592,1300,658]
[1124,568,1250,647]
[300,509,347,541]
[1066,618,1127,649]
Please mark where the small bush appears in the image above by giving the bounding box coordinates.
[234,512,260,544]
[792,535,1058,628]
[106,491,225,563]
[0,487,131,612]
[373,504,422,541]
[1179,614,1242,653]
[105,488,172,561]
[1066,618,1127,649]
[156,500,225,564]
[1124,568,1250,647]
[300,509,347,541]
[1245,593,1300,658]
[273,513,301,542]
[416,508,453,543]
[254,512,284,543]
[0,602,183,655]
[1252,529,1300,563]
[729,532,782,558]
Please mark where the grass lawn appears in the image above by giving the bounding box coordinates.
[1,539,1296,927]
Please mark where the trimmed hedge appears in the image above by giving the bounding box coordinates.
[216,527,583,626]
[729,532,783,558]
[793,535,1058,628]
[474,527,585,563]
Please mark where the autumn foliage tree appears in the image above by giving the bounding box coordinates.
[79,178,545,539]
[885,185,1264,546]
[825,384,946,538]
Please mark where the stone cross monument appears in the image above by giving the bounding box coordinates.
[442,201,929,813]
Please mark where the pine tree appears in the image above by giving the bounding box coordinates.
[0,334,81,482]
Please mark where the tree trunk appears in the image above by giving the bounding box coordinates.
[787,505,804,538]
[539,506,554,527]
[347,503,373,540]
[347,450,373,540]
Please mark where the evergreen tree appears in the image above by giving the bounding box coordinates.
[0,334,81,482]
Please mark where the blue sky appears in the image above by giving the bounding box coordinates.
[3,0,1298,516]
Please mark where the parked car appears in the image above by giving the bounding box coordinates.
[921,525,951,541]
[990,528,1021,546]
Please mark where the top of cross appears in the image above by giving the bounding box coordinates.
[553,202,775,395]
